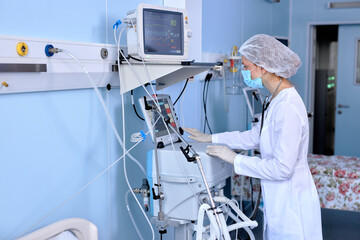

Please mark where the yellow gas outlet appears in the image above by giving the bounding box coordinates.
[17,42,28,56]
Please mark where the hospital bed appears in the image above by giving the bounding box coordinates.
[18,218,98,240]
[232,154,360,212]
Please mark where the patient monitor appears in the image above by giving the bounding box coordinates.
[126,4,191,62]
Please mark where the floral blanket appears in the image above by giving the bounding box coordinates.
[232,154,360,211]
[308,154,360,211]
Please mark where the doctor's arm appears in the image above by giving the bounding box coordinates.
[211,121,261,150]
[234,103,303,180]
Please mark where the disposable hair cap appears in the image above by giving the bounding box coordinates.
[239,34,301,78]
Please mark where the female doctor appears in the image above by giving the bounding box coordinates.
[184,34,323,240]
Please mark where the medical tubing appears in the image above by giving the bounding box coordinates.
[107,90,112,238]
[120,87,154,240]
[215,195,258,236]
[227,211,256,240]
[116,21,203,219]
[219,213,231,240]
[19,49,154,238]
[63,49,154,239]
[126,190,145,240]
[160,121,202,208]
[115,20,160,119]
[18,139,143,238]
[165,122,224,236]
[115,24,200,220]
[218,197,256,239]
[116,26,126,97]
[119,49,159,109]
[215,196,250,222]
[115,35,159,110]
[162,119,202,206]
[249,187,262,220]
[114,26,157,125]
[196,204,220,240]
[150,107,202,207]
[141,57,158,102]
[62,49,146,175]
[138,47,200,206]
[228,201,257,228]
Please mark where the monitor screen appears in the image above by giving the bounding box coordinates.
[143,8,183,55]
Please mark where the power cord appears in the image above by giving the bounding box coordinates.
[173,78,189,105]
[203,73,213,134]
[131,90,145,121]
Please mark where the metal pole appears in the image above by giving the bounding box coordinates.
[152,111,164,221]
[166,123,225,238]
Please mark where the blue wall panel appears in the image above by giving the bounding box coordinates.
[201,0,289,133]
[290,0,360,104]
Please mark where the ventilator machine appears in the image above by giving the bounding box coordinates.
[139,94,258,240]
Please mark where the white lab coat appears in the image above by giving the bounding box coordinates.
[212,87,322,240]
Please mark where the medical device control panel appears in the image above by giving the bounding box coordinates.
[139,94,181,146]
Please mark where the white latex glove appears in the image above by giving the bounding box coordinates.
[183,127,212,143]
[206,145,237,165]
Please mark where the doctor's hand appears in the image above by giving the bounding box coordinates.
[206,145,237,165]
[183,127,212,143]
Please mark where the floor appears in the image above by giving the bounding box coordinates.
[232,206,360,240]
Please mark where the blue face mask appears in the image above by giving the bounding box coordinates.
[241,67,264,88]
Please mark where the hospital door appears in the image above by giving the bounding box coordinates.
[334,25,360,157]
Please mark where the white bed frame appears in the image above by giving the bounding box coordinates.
[18,218,98,240]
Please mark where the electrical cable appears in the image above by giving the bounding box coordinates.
[205,76,212,133]
[128,54,144,62]
[180,81,186,126]
[173,78,189,105]
[131,90,145,121]
[204,77,211,133]
[202,78,207,133]
[202,73,213,134]
[250,177,254,209]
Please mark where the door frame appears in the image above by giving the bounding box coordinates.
[355,37,360,86]
[306,21,360,153]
